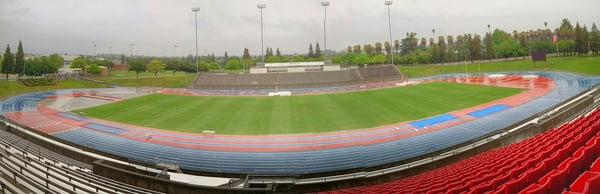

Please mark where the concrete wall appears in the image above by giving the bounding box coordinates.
[323,65,341,71]
[249,68,268,74]
[287,67,305,73]
[93,160,272,194]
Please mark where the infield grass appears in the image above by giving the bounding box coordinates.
[77,82,521,135]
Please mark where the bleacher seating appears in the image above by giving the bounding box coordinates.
[326,108,600,193]
[19,78,56,87]
[193,65,402,89]
[0,129,164,194]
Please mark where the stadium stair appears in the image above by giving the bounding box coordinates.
[325,108,600,194]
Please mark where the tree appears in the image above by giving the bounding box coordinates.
[24,58,43,77]
[574,23,585,55]
[308,44,314,58]
[147,60,166,76]
[128,59,146,77]
[48,54,64,69]
[207,62,220,72]
[583,26,591,54]
[496,38,525,59]
[484,32,495,60]
[353,53,370,65]
[276,48,281,57]
[447,36,455,47]
[558,18,575,40]
[86,64,102,76]
[242,48,251,59]
[363,44,374,56]
[374,43,383,55]
[419,38,427,50]
[315,43,322,58]
[291,55,306,62]
[241,58,256,68]
[394,40,401,54]
[353,45,361,54]
[15,41,24,78]
[400,32,418,54]
[1,45,13,80]
[384,42,392,56]
[470,35,482,61]
[372,54,386,64]
[265,47,273,58]
[225,57,242,71]
[267,56,282,63]
[591,23,600,55]
[437,36,447,63]
[70,57,89,69]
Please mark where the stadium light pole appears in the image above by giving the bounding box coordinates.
[487,24,495,61]
[129,43,135,56]
[257,4,266,65]
[191,7,200,73]
[321,1,330,63]
[385,0,394,65]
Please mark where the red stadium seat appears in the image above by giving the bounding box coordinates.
[326,109,600,194]
[521,183,546,194]
[568,171,600,193]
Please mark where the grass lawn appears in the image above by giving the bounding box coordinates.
[398,56,600,78]
[77,82,521,135]
[96,70,196,88]
[0,79,108,100]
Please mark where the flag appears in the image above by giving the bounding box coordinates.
[552,35,558,44]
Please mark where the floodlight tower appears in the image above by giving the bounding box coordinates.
[129,43,135,56]
[385,0,394,65]
[257,4,266,65]
[191,7,200,73]
[487,24,495,61]
[321,1,330,63]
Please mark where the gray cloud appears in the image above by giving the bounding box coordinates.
[1,0,599,56]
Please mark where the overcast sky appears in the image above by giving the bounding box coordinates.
[1,0,599,56]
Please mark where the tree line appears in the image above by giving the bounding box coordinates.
[336,18,600,66]
[1,41,66,79]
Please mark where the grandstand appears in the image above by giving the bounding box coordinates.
[0,128,163,194]
[193,65,403,90]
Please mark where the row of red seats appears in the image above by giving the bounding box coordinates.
[325,109,600,194]
[6,111,74,134]
[562,157,600,194]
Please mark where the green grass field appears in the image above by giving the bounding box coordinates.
[77,82,521,135]
[398,56,600,78]
[96,70,196,88]
[0,79,108,100]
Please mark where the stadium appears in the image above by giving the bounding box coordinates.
[2,1,600,194]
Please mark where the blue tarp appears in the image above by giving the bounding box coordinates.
[410,114,457,128]
[468,104,511,118]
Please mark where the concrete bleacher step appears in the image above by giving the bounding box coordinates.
[0,172,32,194]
